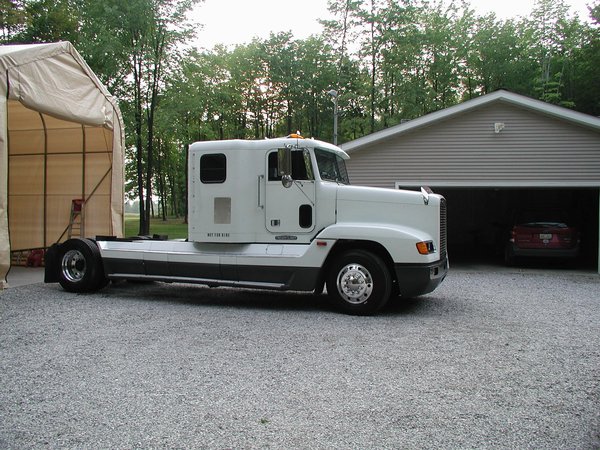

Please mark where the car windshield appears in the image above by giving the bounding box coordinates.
[314,148,350,184]
[516,211,571,228]
[520,222,568,228]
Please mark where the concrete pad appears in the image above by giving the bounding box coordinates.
[4,266,44,288]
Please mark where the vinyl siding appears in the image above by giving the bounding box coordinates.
[346,102,600,188]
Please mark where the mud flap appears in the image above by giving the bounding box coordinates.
[44,244,60,283]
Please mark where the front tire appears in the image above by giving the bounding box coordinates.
[327,250,392,315]
[58,238,107,293]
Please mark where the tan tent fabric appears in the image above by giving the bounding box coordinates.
[0,42,124,288]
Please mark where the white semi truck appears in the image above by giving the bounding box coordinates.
[45,135,448,315]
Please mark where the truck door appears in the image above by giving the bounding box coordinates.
[265,149,316,234]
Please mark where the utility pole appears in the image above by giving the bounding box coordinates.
[327,89,339,145]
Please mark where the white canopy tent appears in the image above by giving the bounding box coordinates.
[0,42,124,288]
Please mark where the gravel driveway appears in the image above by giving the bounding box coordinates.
[1,267,599,449]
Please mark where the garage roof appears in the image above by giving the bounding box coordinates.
[342,90,600,154]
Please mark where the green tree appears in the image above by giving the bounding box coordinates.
[570,3,600,115]
[0,0,27,42]
[19,0,79,43]
[76,0,200,234]
[462,14,537,98]
[524,0,583,106]
[321,0,361,85]
[294,36,339,140]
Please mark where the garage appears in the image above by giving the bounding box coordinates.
[341,90,600,272]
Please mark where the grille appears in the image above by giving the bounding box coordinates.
[439,198,447,259]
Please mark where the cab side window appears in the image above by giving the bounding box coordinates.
[268,152,281,181]
[268,150,314,181]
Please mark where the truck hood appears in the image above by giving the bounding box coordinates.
[334,184,443,248]
[337,184,427,206]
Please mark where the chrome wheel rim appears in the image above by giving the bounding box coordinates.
[336,263,373,304]
[61,249,86,282]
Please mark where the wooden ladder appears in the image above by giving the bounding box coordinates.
[67,199,84,239]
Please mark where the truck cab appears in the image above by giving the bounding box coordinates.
[188,136,345,244]
[45,135,448,315]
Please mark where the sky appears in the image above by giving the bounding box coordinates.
[190,0,596,49]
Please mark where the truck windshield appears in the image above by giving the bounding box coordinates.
[314,148,350,184]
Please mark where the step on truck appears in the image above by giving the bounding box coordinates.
[45,135,448,315]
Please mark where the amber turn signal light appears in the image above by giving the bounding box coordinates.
[416,241,435,255]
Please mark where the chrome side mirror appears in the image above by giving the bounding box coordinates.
[281,174,293,188]
[278,147,293,188]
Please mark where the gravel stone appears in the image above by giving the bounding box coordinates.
[1,267,599,449]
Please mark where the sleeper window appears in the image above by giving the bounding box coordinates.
[200,153,226,183]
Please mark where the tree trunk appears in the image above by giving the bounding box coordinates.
[133,49,148,236]
[184,143,189,224]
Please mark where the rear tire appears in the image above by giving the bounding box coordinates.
[504,245,516,266]
[327,250,392,315]
[58,238,107,293]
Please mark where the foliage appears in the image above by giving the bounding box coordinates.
[2,0,598,235]
[570,4,600,115]
[0,0,27,41]
[75,0,201,234]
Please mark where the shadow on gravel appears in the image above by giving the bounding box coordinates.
[384,296,435,315]
[98,281,446,317]
[106,281,331,313]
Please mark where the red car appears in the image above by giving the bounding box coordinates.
[505,218,580,265]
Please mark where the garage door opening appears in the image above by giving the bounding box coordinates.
[433,188,599,269]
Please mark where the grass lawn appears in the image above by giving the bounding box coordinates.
[124,214,188,239]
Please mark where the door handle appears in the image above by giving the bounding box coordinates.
[257,175,264,209]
